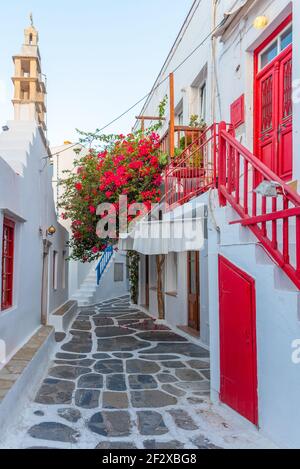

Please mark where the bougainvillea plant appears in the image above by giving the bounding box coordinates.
[59,95,168,263]
[59,130,166,263]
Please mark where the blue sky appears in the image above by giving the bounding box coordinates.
[0,0,192,145]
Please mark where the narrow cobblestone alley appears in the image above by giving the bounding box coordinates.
[0,297,274,449]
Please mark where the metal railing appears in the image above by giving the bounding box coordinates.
[218,122,300,289]
[163,124,218,208]
[95,245,114,286]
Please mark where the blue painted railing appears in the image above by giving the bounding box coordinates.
[95,245,114,286]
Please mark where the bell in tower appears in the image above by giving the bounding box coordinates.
[12,14,47,132]
[24,14,39,46]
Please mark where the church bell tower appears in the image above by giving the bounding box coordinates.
[12,14,47,131]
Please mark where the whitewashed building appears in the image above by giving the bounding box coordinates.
[133,0,300,448]
[0,20,70,424]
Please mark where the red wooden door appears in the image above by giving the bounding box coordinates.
[255,17,293,181]
[187,251,200,331]
[278,49,293,179]
[219,256,258,426]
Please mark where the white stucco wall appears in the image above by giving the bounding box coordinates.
[0,121,69,362]
[135,0,296,176]
[93,252,130,304]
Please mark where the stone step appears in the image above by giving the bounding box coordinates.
[0,326,55,430]
[49,300,78,332]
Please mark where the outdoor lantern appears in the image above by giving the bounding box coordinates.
[253,16,269,30]
[47,225,57,236]
[254,181,282,197]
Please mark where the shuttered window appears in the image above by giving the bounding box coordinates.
[1,218,15,311]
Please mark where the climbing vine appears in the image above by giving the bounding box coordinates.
[127,250,140,304]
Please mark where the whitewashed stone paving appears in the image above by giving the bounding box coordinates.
[0,296,276,449]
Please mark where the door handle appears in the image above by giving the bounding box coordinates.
[259,133,271,141]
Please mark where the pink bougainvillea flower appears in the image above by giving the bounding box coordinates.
[89,205,96,214]
[75,182,83,191]
[92,246,99,254]
[105,191,113,198]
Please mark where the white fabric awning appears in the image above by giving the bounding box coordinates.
[132,218,205,255]
[118,232,135,251]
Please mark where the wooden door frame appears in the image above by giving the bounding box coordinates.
[145,255,150,309]
[219,255,258,426]
[187,251,200,331]
[253,13,293,177]
[41,239,51,325]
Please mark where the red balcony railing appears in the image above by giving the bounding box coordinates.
[164,124,218,208]
[159,125,204,160]
[218,123,300,289]
[161,119,300,289]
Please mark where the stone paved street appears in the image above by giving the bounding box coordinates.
[0,297,275,449]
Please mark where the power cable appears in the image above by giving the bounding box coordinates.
[41,18,224,161]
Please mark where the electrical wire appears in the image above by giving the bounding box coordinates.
[41,18,224,162]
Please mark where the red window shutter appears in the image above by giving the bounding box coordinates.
[230,95,245,128]
[1,218,15,311]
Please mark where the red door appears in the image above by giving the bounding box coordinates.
[219,256,258,426]
[255,16,293,181]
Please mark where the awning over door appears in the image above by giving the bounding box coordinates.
[132,218,205,255]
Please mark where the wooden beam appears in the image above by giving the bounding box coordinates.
[136,116,165,121]
[169,73,175,159]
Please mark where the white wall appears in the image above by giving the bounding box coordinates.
[93,252,129,303]
[0,121,68,362]
[207,193,300,448]
[51,144,92,299]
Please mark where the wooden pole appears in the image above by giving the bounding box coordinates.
[169,73,175,159]
[156,254,165,320]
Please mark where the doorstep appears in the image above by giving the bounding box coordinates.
[177,325,200,339]
[0,326,55,431]
[49,300,77,332]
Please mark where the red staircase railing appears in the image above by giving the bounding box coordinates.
[218,122,300,289]
[164,124,218,208]
[162,119,300,289]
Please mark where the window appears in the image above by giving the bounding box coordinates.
[52,251,58,290]
[114,263,124,282]
[259,23,292,70]
[280,25,292,51]
[261,41,278,68]
[199,82,207,121]
[1,218,15,311]
[177,111,183,126]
